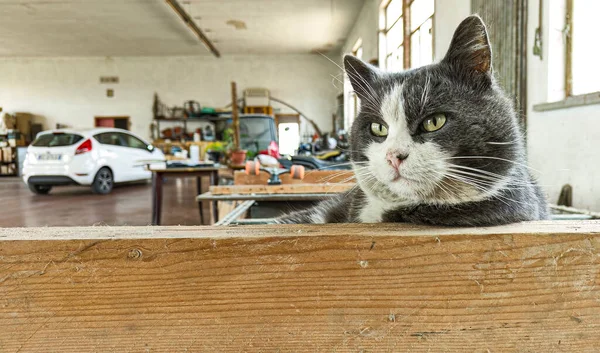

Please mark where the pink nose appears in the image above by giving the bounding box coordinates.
[386,151,408,169]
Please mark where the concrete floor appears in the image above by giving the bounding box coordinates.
[1,177,203,227]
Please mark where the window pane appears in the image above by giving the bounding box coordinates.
[386,0,403,30]
[410,18,433,68]
[386,47,403,72]
[386,21,404,54]
[410,0,434,32]
[32,133,83,147]
[95,133,123,146]
[572,1,600,95]
[121,133,148,150]
[379,8,386,30]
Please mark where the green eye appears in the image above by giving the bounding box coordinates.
[370,123,388,137]
[422,113,447,132]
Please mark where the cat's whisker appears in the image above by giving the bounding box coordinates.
[486,141,519,145]
[442,172,540,207]
[444,171,528,191]
[446,167,534,187]
[442,156,542,174]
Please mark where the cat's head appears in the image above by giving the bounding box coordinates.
[345,15,523,205]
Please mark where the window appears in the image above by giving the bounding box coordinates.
[344,38,363,128]
[119,133,149,150]
[32,133,83,147]
[94,132,124,147]
[566,0,600,96]
[379,0,434,71]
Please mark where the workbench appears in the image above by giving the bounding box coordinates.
[2,221,600,351]
[197,183,355,222]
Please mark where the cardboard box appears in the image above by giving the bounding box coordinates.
[1,113,15,130]
[15,113,33,138]
[2,147,13,162]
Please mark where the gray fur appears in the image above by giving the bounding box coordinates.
[279,15,548,226]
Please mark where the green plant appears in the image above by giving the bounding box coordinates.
[206,141,224,152]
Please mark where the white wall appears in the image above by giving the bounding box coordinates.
[433,0,471,60]
[341,0,379,62]
[0,55,340,140]
[526,0,600,210]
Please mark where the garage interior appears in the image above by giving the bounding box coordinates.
[2,1,600,351]
[2,0,597,227]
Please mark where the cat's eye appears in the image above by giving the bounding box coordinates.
[422,114,447,132]
[370,123,388,137]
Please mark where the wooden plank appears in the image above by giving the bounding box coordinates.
[2,221,600,351]
[197,192,340,202]
[210,183,354,195]
[234,169,355,185]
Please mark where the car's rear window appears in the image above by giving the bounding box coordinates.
[32,133,84,147]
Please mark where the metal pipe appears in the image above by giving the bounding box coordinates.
[165,0,221,58]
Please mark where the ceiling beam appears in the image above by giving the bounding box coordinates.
[165,0,221,58]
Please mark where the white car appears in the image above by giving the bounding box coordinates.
[23,128,164,195]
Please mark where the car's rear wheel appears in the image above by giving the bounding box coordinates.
[28,184,52,195]
[92,167,113,194]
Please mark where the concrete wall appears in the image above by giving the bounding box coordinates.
[0,55,339,140]
[433,0,471,60]
[341,0,379,62]
[526,0,600,210]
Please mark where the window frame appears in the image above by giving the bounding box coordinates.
[379,0,435,70]
[344,38,364,129]
[533,0,600,111]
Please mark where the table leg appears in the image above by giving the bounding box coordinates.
[196,176,205,225]
[152,172,163,225]
[211,171,219,223]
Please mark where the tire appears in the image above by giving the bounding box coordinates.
[28,183,52,195]
[92,167,114,194]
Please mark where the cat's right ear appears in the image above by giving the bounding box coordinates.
[442,15,492,76]
[344,55,380,101]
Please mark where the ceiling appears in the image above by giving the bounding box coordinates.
[0,0,365,57]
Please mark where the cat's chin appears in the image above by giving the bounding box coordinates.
[358,176,423,204]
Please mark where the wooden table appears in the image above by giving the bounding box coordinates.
[150,166,220,225]
[197,183,354,222]
[3,221,600,352]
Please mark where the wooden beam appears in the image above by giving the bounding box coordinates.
[164,0,221,58]
[234,170,355,185]
[209,183,354,195]
[2,221,600,351]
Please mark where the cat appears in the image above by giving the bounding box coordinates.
[278,15,548,226]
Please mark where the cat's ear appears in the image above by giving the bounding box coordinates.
[443,15,492,75]
[344,55,380,100]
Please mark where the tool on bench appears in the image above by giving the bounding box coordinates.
[244,160,305,185]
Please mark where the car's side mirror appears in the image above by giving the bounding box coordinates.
[147,144,155,152]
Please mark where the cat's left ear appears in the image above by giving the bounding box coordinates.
[442,15,492,75]
[344,55,380,101]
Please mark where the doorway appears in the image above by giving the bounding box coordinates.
[95,116,130,130]
[275,114,300,156]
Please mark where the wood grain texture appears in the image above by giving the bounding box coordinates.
[210,183,355,195]
[233,170,355,185]
[1,221,600,352]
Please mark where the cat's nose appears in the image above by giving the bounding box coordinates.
[386,151,408,169]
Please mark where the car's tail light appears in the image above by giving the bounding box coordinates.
[75,139,92,155]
